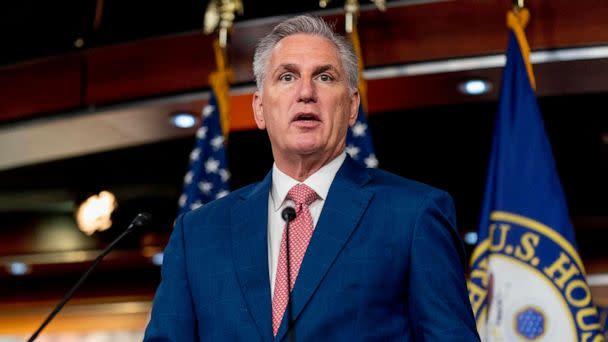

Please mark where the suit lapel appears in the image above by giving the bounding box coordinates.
[231,172,273,341]
[275,157,374,341]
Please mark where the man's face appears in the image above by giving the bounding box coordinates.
[252,33,359,163]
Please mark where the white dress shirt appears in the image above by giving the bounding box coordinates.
[267,152,347,298]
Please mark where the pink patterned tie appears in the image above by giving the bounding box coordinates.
[271,183,318,336]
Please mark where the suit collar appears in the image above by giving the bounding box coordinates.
[274,156,374,341]
[270,152,347,211]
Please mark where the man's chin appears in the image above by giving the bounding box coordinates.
[288,137,321,153]
[291,147,320,156]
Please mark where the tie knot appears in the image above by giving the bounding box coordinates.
[287,183,318,206]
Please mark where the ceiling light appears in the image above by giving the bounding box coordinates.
[9,262,30,276]
[458,79,492,95]
[464,231,479,245]
[152,252,164,266]
[170,113,197,128]
[587,273,608,286]
[75,191,117,235]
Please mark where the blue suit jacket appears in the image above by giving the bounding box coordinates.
[144,157,479,341]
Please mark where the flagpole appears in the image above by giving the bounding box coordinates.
[177,1,240,213]
[513,0,524,12]
[334,0,380,169]
[205,0,241,139]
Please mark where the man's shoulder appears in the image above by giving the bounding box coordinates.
[365,167,451,203]
[359,167,457,226]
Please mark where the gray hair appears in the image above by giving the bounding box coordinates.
[252,15,359,92]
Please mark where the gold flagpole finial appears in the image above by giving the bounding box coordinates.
[203,0,243,48]
[370,0,386,12]
[218,0,243,49]
[344,0,359,33]
[513,0,524,11]
[320,0,385,18]
[204,1,220,35]
[343,0,386,32]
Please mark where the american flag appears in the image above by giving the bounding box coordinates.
[345,102,378,168]
[178,93,230,214]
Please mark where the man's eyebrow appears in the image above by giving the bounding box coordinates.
[275,63,299,73]
[274,64,338,73]
[271,63,340,78]
[313,64,338,75]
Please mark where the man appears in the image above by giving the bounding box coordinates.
[144,15,479,341]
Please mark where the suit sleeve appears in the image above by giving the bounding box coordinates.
[407,189,480,341]
[144,214,198,341]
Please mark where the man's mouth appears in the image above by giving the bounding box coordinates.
[293,113,320,122]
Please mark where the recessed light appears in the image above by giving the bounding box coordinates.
[170,113,197,129]
[9,262,30,276]
[459,79,493,95]
[464,231,479,245]
[152,252,164,266]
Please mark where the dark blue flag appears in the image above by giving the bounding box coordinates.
[599,305,608,337]
[345,102,378,168]
[178,93,230,214]
[468,10,603,341]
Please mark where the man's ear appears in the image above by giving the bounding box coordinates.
[348,90,360,127]
[252,91,266,130]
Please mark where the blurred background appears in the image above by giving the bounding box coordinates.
[0,0,606,340]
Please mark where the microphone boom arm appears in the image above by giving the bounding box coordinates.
[27,212,151,342]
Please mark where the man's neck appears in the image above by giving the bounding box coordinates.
[273,149,343,182]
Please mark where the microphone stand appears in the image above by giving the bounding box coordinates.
[27,212,152,342]
[281,207,297,342]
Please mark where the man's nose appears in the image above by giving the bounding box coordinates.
[297,78,317,103]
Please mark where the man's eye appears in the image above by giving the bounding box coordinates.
[318,74,333,82]
[280,74,295,82]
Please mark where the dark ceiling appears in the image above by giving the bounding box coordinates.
[0,0,348,67]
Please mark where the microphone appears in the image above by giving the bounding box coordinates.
[27,212,152,342]
[281,206,296,222]
[281,206,297,342]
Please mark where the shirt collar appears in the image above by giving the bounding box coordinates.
[270,152,346,211]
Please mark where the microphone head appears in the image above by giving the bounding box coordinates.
[281,207,296,222]
[132,212,152,228]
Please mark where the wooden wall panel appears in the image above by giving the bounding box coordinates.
[0,56,82,121]
[229,93,256,131]
[86,34,216,104]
